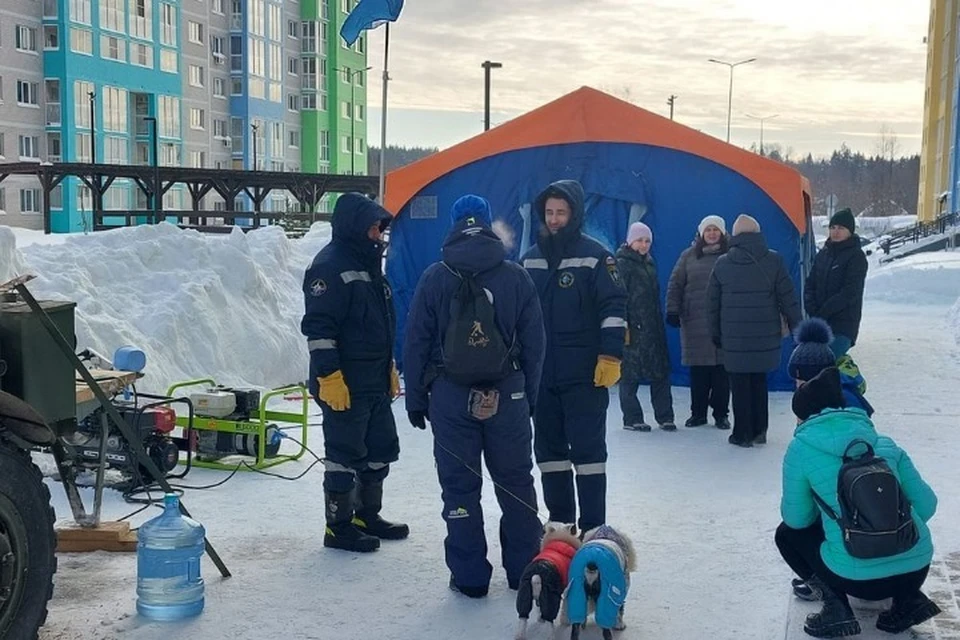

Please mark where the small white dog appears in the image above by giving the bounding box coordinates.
[559,525,637,640]
[514,522,581,640]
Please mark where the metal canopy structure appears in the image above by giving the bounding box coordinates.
[0,162,378,234]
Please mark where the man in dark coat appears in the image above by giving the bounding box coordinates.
[708,214,802,447]
[616,221,674,431]
[403,195,545,598]
[521,180,627,533]
[301,193,408,553]
[804,208,868,357]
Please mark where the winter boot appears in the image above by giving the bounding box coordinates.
[660,421,677,431]
[715,417,731,430]
[353,480,410,540]
[624,423,652,432]
[793,576,825,601]
[804,587,861,638]
[685,416,708,427]
[753,432,767,445]
[876,591,942,634]
[449,575,488,599]
[323,490,380,553]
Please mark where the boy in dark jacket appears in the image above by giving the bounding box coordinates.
[403,195,545,598]
[787,318,873,416]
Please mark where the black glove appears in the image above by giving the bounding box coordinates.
[408,410,429,430]
[712,336,722,348]
[666,313,681,328]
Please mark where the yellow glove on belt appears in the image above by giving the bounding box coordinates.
[390,363,401,399]
[318,370,351,411]
[593,355,622,388]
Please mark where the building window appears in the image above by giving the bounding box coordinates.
[105,136,128,164]
[288,57,299,75]
[131,0,151,40]
[74,80,94,127]
[356,71,364,87]
[160,49,178,73]
[44,26,60,50]
[341,135,351,154]
[288,129,300,148]
[20,189,41,214]
[158,95,180,137]
[160,3,177,46]
[189,150,206,168]
[75,133,92,162]
[301,57,316,89]
[301,21,316,53]
[43,0,58,18]
[231,78,243,95]
[249,0,265,36]
[47,133,61,162]
[101,34,126,61]
[132,43,153,67]
[301,93,315,110]
[70,0,92,25]
[16,26,38,53]
[356,104,364,121]
[100,0,125,33]
[188,21,204,44]
[45,80,61,124]
[272,122,283,153]
[189,64,205,87]
[0,133,4,157]
[16,80,39,106]
[230,35,243,71]
[211,35,225,63]
[269,44,282,80]
[287,93,299,111]
[269,4,282,41]
[212,0,223,14]
[103,86,128,132]
[18,135,40,159]
[160,143,180,167]
[355,138,364,154]
[189,107,205,129]
[0,189,5,214]
[288,20,298,38]
[213,77,226,97]
[70,27,93,55]
[213,119,227,138]
[249,38,265,76]
[341,101,351,119]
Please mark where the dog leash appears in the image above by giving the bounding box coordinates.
[433,439,547,523]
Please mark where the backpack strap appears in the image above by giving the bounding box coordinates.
[842,439,873,462]
[440,261,520,366]
[812,491,840,522]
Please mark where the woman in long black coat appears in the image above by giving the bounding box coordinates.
[617,222,675,432]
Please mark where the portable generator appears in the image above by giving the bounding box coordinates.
[166,379,308,471]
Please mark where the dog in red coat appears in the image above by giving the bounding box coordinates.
[515,522,581,640]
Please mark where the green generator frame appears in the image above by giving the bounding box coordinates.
[166,379,309,471]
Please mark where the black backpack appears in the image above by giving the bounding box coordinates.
[813,439,919,559]
[441,264,515,386]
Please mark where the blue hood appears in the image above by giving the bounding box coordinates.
[441,217,505,274]
[332,193,392,243]
[534,179,585,235]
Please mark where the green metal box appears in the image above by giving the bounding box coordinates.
[0,299,77,430]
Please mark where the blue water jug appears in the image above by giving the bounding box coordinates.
[136,493,206,620]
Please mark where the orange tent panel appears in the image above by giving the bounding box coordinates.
[385,86,810,232]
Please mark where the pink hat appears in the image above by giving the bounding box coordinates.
[626,222,652,245]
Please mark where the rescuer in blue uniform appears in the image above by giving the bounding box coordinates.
[521,180,627,534]
[301,192,408,553]
[403,195,546,597]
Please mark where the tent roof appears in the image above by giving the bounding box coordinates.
[385,86,811,231]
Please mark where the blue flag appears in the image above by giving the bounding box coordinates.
[340,0,404,46]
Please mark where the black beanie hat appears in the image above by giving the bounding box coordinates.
[793,367,846,422]
[788,318,837,381]
[829,208,856,235]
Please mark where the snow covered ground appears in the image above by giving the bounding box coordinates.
[1,225,958,639]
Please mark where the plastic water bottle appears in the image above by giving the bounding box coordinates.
[136,493,206,620]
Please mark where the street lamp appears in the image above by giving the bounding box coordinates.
[481,60,502,131]
[250,122,259,170]
[143,116,159,223]
[745,113,779,156]
[343,65,373,175]
[88,91,96,165]
[708,57,757,143]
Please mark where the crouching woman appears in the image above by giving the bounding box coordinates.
[775,367,941,638]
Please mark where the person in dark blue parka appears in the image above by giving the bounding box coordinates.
[301,193,408,554]
[403,195,546,598]
[521,180,627,534]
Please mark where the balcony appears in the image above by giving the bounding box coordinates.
[45,104,61,126]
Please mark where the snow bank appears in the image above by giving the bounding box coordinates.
[950,298,960,346]
[864,251,960,305]
[0,222,331,393]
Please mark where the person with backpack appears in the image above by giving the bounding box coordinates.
[804,208,868,358]
[616,221,675,432]
[403,195,545,598]
[707,214,802,447]
[301,193,408,553]
[521,180,627,534]
[777,367,941,638]
[665,215,731,430]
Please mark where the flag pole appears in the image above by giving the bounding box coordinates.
[377,23,390,205]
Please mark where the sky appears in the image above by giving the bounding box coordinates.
[363,0,930,159]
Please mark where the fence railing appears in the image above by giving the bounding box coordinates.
[880,212,960,255]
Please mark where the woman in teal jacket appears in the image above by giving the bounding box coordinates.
[776,367,940,638]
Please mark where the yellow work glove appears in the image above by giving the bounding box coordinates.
[390,362,401,399]
[593,355,622,388]
[318,370,351,411]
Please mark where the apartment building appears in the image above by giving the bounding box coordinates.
[0,0,368,232]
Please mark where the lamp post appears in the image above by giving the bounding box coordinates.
[667,94,678,120]
[745,113,779,156]
[144,116,159,223]
[250,122,259,170]
[481,60,502,131]
[708,57,757,143]
[88,91,96,165]
[343,65,373,175]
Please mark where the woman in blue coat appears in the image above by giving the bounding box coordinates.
[776,367,941,637]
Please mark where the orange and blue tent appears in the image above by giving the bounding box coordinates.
[385,86,814,390]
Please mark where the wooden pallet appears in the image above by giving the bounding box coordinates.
[56,521,138,553]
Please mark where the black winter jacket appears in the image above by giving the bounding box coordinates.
[804,236,868,345]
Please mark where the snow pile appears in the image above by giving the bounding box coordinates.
[950,298,960,346]
[1,222,331,393]
[864,252,960,305]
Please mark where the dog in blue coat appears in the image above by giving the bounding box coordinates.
[560,525,636,640]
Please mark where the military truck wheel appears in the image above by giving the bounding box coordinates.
[0,439,56,639]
